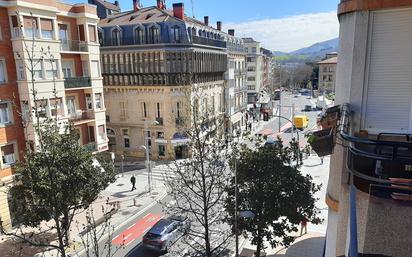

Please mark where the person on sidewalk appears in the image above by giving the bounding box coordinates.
[130,175,136,191]
[300,217,308,236]
[320,157,324,165]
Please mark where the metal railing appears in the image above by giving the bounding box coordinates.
[192,36,226,48]
[64,77,91,89]
[227,45,247,53]
[60,40,88,52]
[339,104,412,200]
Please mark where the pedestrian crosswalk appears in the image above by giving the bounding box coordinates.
[135,165,176,182]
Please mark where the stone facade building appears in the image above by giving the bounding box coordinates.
[98,1,228,160]
[0,0,108,231]
[318,52,337,94]
[243,38,264,104]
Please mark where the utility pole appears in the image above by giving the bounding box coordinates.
[234,157,238,257]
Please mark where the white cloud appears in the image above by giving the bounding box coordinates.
[224,11,339,53]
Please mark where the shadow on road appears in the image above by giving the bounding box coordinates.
[125,243,165,257]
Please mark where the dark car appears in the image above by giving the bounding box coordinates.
[142,216,189,252]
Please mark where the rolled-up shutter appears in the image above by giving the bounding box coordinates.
[364,9,412,133]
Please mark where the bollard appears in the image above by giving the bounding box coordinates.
[133,197,138,206]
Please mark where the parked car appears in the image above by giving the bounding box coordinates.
[142,216,190,252]
[303,105,313,112]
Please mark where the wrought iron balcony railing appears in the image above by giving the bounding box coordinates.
[191,36,226,48]
[64,77,91,89]
[339,104,412,201]
[60,40,88,52]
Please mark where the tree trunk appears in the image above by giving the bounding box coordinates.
[254,228,263,257]
[63,211,70,245]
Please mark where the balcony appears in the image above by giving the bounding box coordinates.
[227,45,247,53]
[68,110,95,124]
[191,36,226,48]
[64,77,92,89]
[60,40,88,52]
[339,104,412,201]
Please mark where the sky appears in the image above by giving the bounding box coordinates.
[70,0,341,52]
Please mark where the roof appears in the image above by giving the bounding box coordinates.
[95,0,120,11]
[318,56,337,64]
[242,37,258,43]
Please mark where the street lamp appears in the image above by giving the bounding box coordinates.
[141,119,159,193]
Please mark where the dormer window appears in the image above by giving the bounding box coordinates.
[149,26,160,44]
[111,27,121,46]
[172,26,180,42]
[134,27,145,44]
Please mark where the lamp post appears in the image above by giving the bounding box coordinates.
[142,119,159,193]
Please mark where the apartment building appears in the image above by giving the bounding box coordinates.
[324,1,412,256]
[318,52,337,94]
[225,29,247,135]
[88,0,120,19]
[261,47,272,92]
[0,6,26,232]
[97,1,227,160]
[243,38,263,104]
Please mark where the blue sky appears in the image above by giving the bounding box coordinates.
[69,0,341,52]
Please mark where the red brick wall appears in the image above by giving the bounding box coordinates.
[61,53,83,77]
[0,8,27,179]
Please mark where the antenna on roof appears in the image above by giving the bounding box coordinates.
[191,0,195,18]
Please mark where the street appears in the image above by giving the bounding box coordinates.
[88,93,323,257]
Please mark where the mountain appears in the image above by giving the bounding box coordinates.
[290,38,339,59]
[273,38,339,64]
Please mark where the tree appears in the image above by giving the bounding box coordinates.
[0,13,117,257]
[225,139,321,257]
[164,89,231,257]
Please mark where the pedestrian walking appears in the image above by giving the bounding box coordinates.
[320,157,324,165]
[130,175,136,191]
[300,217,308,236]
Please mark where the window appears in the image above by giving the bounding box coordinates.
[247,57,256,62]
[251,47,257,53]
[91,61,100,78]
[21,101,30,123]
[247,77,255,81]
[98,29,103,44]
[176,102,181,118]
[11,16,20,38]
[34,99,48,118]
[156,103,161,118]
[1,144,16,166]
[59,24,68,42]
[88,25,96,42]
[23,16,38,38]
[0,60,6,84]
[95,93,102,109]
[157,131,164,139]
[66,96,76,115]
[134,27,144,44]
[40,18,53,39]
[143,102,148,117]
[172,26,180,42]
[122,129,130,148]
[62,60,73,78]
[16,60,25,80]
[247,66,256,72]
[85,94,93,110]
[158,144,165,157]
[98,125,105,141]
[111,28,121,46]
[49,98,63,117]
[149,26,160,44]
[0,103,11,124]
[120,102,126,119]
[44,59,57,79]
[33,59,43,80]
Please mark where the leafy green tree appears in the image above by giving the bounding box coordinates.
[226,139,321,257]
[1,122,116,257]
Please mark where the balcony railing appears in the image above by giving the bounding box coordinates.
[191,36,226,48]
[60,40,88,52]
[339,104,412,201]
[68,110,94,122]
[227,45,247,53]
[64,77,91,89]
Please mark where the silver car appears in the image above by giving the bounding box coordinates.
[142,216,189,252]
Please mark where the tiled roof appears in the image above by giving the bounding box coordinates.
[95,0,120,11]
[318,56,337,64]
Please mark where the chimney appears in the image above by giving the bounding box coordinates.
[216,21,222,31]
[114,1,119,6]
[157,0,165,9]
[204,16,209,26]
[173,3,184,20]
[133,0,141,11]
[228,29,235,36]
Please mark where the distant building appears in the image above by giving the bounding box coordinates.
[243,38,264,104]
[225,29,248,136]
[98,2,228,160]
[260,47,272,92]
[88,0,121,19]
[318,53,337,94]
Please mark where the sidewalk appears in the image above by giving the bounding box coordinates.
[0,168,167,257]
